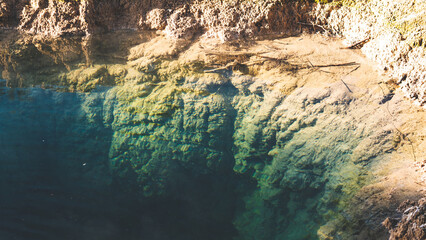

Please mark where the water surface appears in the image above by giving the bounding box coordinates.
[0,31,401,240]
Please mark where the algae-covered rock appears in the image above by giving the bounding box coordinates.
[105,67,237,196]
[1,31,424,240]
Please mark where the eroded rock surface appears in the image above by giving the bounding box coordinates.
[18,0,87,36]
[1,0,424,108]
[7,0,313,40]
[384,198,426,240]
[0,0,28,28]
[313,0,426,107]
[1,32,424,239]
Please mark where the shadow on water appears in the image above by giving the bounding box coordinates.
[0,30,321,240]
[0,29,398,240]
[0,29,338,240]
[0,86,241,240]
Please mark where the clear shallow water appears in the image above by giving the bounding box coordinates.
[0,31,397,240]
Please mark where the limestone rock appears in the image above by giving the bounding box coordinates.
[143,8,168,30]
[164,6,198,40]
[313,0,426,107]
[18,0,88,37]
[0,0,28,28]
[384,198,426,240]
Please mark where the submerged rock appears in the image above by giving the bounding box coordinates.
[0,29,425,240]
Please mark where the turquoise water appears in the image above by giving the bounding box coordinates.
[0,31,395,240]
[0,86,242,240]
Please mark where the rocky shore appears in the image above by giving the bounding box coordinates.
[0,1,425,239]
[384,198,426,240]
[1,0,424,106]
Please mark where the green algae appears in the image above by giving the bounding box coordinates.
[1,31,418,240]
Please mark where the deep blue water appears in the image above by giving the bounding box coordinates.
[0,31,391,240]
[0,86,241,240]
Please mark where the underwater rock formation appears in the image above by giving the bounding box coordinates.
[105,74,237,196]
[1,18,425,240]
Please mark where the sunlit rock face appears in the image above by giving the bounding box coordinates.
[313,0,426,107]
[3,0,312,39]
[1,0,424,108]
[0,32,424,240]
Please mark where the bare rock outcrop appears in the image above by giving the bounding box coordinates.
[143,8,168,30]
[313,0,425,107]
[164,5,199,39]
[188,0,311,41]
[18,0,87,36]
[383,198,426,240]
[0,0,28,28]
[4,0,315,40]
[12,0,192,36]
[141,0,312,41]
